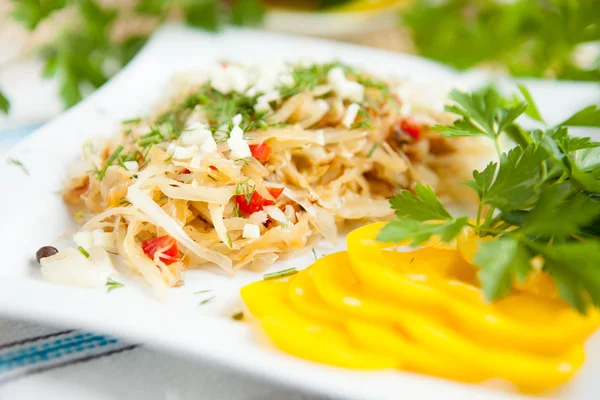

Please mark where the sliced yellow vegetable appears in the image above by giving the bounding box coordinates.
[241,222,600,391]
[346,223,599,354]
[242,278,398,369]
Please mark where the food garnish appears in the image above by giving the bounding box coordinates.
[7,158,29,176]
[264,267,298,280]
[199,295,216,306]
[379,86,600,313]
[105,278,124,293]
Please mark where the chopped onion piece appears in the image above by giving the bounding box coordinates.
[242,224,261,239]
[40,247,114,288]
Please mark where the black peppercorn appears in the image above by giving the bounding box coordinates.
[36,246,58,263]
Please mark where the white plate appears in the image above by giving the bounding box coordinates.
[1,24,599,400]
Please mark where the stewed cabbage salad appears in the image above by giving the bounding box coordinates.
[40,61,488,299]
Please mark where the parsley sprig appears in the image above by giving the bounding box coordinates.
[2,0,265,114]
[379,85,600,313]
[404,0,600,82]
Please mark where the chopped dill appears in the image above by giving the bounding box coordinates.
[106,278,124,293]
[7,158,29,175]
[367,142,380,158]
[122,117,141,125]
[264,267,298,280]
[199,295,216,305]
[78,246,90,258]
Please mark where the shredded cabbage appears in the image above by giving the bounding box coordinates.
[61,61,491,293]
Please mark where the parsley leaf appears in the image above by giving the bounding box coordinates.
[522,185,600,239]
[479,145,547,211]
[517,84,544,123]
[559,105,600,128]
[404,0,600,82]
[183,0,219,31]
[435,87,527,153]
[476,238,532,300]
[11,0,67,30]
[389,184,453,221]
[231,0,265,27]
[539,241,600,313]
[10,0,266,111]
[377,217,469,247]
[0,89,9,115]
[379,85,600,313]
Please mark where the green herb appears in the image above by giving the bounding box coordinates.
[231,0,264,26]
[207,174,217,181]
[559,105,600,128]
[409,257,415,264]
[122,117,141,125]
[138,158,151,171]
[8,0,266,111]
[199,295,216,305]
[92,144,124,180]
[281,62,355,98]
[233,204,240,218]
[403,0,600,82]
[264,267,298,280]
[7,158,29,175]
[312,248,318,260]
[379,86,600,313]
[351,120,372,130]
[105,278,124,293]
[78,246,90,258]
[0,89,10,115]
[433,87,527,154]
[194,289,213,294]
[138,129,164,147]
[367,142,380,158]
[183,173,195,184]
[517,84,544,123]
[236,178,256,204]
[232,311,244,320]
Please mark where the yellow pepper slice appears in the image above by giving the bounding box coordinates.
[347,223,599,355]
[309,252,586,389]
[241,278,398,369]
[240,222,600,391]
[287,267,485,381]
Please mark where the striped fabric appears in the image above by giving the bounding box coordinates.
[0,329,136,385]
[1,126,139,385]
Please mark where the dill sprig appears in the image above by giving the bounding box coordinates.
[7,158,29,175]
[264,267,298,280]
[105,278,124,293]
[77,246,90,258]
